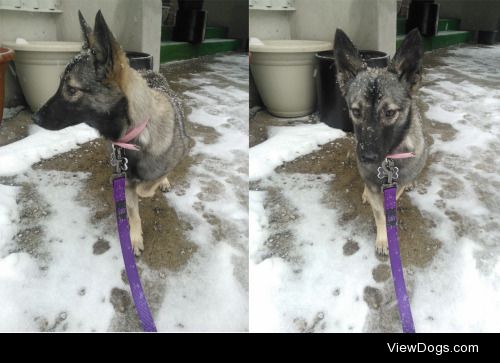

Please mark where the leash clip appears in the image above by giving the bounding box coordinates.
[377,158,399,185]
[111,144,128,175]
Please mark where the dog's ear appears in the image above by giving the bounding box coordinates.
[92,10,122,80]
[389,28,423,92]
[334,29,364,96]
[78,10,93,50]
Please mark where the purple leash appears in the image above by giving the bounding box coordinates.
[378,157,416,333]
[111,147,157,332]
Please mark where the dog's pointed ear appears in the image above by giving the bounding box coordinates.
[334,29,364,96]
[389,28,423,92]
[92,9,120,79]
[78,10,93,50]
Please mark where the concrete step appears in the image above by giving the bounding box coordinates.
[397,17,461,35]
[161,25,228,41]
[160,38,241,63]
[396,30,474,51]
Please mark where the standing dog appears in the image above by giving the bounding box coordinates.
[334,29,427,255]
[32,10,190,255]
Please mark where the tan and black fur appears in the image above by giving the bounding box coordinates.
[334,28,427,255]
[33,10,190,255]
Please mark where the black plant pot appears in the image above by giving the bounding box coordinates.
[407,1,439,37]
[172,9,207,44]
[315,50,390,132]
[178,0,204,10]
[478,30,498,45]
[126,51,153,71]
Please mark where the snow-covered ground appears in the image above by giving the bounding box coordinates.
[0,53,248,332]
[249,45,500,332]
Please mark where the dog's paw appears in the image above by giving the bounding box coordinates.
[160,177,171,193]
[375,238,389,256]
[406,182,416,191]
[130,230,144,256]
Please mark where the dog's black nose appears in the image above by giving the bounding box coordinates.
[32,113,42,126]
[360,152,378,163]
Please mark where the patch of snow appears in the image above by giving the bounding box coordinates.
[407,44,500,332]
[155,54,249,331]
[0,124,98,177]
[0,170,123,332]
[2,106,24,121]
[250,174,379,332]
[249,124,345,181]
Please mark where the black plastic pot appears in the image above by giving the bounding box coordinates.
[315,50,390,132]
[126,51,153,71]
[407,1,439,36]
[178,0,204,10]
[478,30,498,45]
[172,9,207,44]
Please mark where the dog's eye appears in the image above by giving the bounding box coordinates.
[385,109,398,118]
[351,108,361,117]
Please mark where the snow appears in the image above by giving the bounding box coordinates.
[250,174,379,332]
[249,44,500,332]
[15,38,29,45]
[2,106,24,121]
[408,45,500,332]
[250,37,264,47]
[249,124,345,181]
[0,170,122,331]
[0,54,248,332]
[157,54,249,331]
[0,124,98,176]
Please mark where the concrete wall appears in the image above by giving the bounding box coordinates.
[249,9,292,40]
[205,0,249,41]
[291,0,396,56]
[58,0,161,70]
[249,0,397,56]
[438,0,500,31]
[1,0,161,107]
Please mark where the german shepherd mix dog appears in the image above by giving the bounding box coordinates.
[334,29,427,255]
[33,11,190,256]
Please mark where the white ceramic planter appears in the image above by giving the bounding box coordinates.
[250,40,332,118]
[2,41,82,111]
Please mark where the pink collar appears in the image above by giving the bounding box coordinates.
[386,152,416,159]
[112,118,149,151]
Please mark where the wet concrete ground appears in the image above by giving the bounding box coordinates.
[249,44,500,332]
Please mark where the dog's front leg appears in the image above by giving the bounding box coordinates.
[126,183,144,256]
[136,174,171,198]
[396,184,406,200]
[363,185,388,255]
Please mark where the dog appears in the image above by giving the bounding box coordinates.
[32,10,190,256]
[334,28,428,255]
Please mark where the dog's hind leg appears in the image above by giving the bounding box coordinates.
[126,183,144,256]
[364,186,388,255]
[136,174,170,198]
